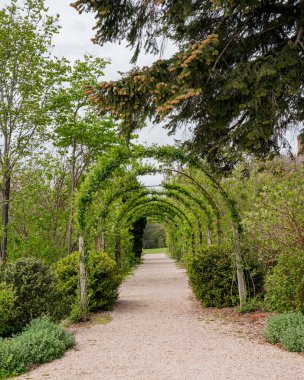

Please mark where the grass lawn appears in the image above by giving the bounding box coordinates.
[143,247,167,254]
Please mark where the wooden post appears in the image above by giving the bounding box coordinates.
[95,235,101,251]
[191,233,195,254]
[199,230,203,245]
[95,229,105,252]
[101,230,105,252]
[79,236,88,321]
[216,219,222,245]
[233,225,247,306]
[115,235,121,269]
[207,228,212,246]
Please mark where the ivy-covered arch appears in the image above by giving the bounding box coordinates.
[78,145,239,232]
[90,163,221,250]
[77,145,247,319]
[96,176,215,248]
[123,201,195,260]
[113,188,204,248]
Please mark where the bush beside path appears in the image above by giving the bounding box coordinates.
[18,254,304,380]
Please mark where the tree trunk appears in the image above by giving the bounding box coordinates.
[67,143,76,255]
[0,169,11,264]
[233,225,247,306]
[79,236,88,321]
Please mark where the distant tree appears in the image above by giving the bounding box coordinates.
[143,223,166,249]
[130,217,147,258]
[73,0,304,169]
[0,0,65,263]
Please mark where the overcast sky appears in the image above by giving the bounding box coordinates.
[44,1,192,148]
[43,1,192,185]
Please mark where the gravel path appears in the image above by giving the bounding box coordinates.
[19,253,304,380]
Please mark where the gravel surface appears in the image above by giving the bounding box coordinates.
[18,253,304,380]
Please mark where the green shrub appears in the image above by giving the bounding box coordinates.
[0,317,75,379]
[264,313,304,352]
[53,250,122,313]
[87,250,122,310]
[0,283,16,337]
[187,247,238,307]
[52,252,79,314]
[0,258,65,336]
[187,246,264,308]
[265,250,304,313]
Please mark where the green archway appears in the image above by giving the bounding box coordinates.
[77,145,247,319]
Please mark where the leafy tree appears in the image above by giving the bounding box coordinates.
[72,0,304,168]
[143,223,166,248]
[52,55,118,253]
[224,159,304,269]
[130,217,146,259]
[9,154,70,262]
[0,0,66,262]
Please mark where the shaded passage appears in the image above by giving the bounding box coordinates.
[19,254,304,380]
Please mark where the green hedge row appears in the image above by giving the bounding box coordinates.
[0,251,122,337]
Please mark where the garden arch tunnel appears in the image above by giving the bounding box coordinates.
[96,168,216,246]
[76,145,247,319]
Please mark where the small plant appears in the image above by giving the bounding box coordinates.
[0,317,75,379]
[264,312,304,352]
[236,298,262,314]
[94,314,112,325]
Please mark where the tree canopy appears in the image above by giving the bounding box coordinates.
[72,0,304,168]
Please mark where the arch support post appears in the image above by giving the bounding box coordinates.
[207,228,212,246]
[233,225,247,306]
[216,219,222,245]
[101,230,105,252]
[115,234,121,269]
[199,230,203,246]
[79,235,88,321]
[95,229,105,252]
[191,232,196,254]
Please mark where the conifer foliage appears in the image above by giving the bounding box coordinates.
[72,0,304,165]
